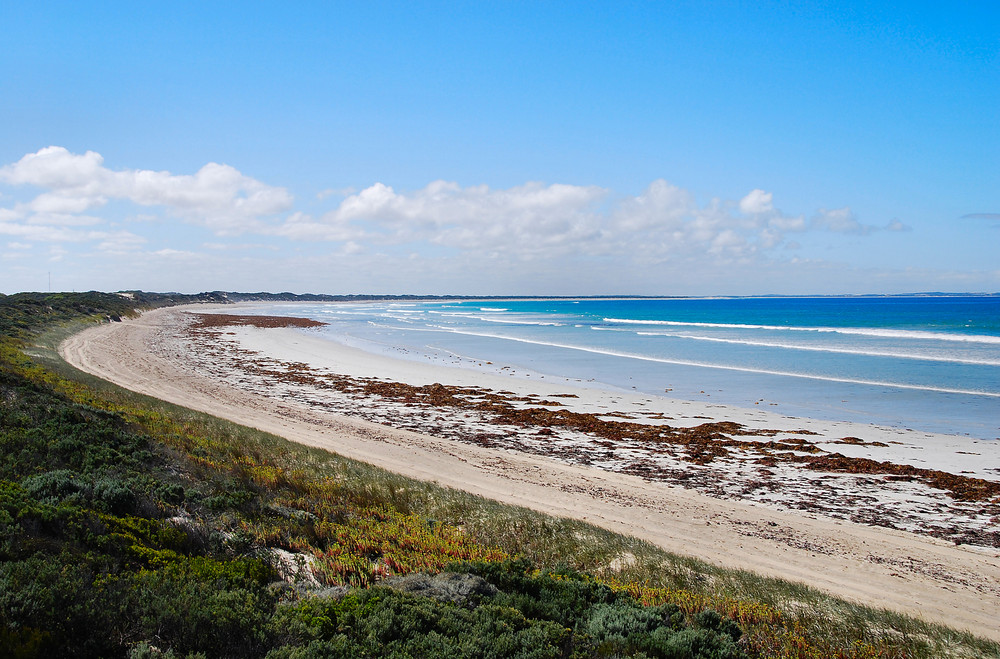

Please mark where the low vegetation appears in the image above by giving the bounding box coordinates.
[0,292,997,657]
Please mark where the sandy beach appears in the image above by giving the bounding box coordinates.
[59,304,1000,641]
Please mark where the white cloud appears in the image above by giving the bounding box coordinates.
[340,241,364,255]
[152,248,200,258]
[272,211,368,242]
[0,218,145,252]
[0,147,107,188]
[120,162,293,227]
[734,188,806,233]
[739,188,774,215]
[709,229,747,255]
[604,183,785,263]
[275,180,609,257]
[0,146,293,234]
[29,191,104,215]
[97,231,147,253]
[47,245,69,262]
[331,180,605,229]
[27,211,105,227]
[613,179,694,232]
[129,213,162,223]
[202,242,279,251]
[812,207,870,234]
[269,178,894,269]
[0,222,88,243]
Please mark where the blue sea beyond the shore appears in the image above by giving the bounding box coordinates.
[245,296,1000,440]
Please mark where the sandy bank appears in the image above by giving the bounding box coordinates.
[59,305,1000,641]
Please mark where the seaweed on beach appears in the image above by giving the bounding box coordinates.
[788,453,1000,502]
[189,313,328,330]
[190,317,1000,506]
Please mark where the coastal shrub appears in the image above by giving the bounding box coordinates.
[271,586,573,658]
[652,626,746,659]
[263,637,359,658]
[155,482,186,505]
[0,554,279,657]
[21,469,88,505]
[457,559,618,627]
[582,600,683,642]
[694,609,742,644]
[119,563,275,657]
[263,562,752,658]
[100,514,191,555]
[18,470,137,515]
[0,554,120,657]
[202,488,255,511]
[92,476,137,513]
[583,600,746,658]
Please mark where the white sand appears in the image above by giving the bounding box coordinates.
[59,305,1000,641]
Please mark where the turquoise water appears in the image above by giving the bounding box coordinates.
[248,297,1000,439]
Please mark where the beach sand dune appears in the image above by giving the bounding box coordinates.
[59,306,1000,641]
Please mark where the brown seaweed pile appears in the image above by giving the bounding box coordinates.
[190,313,328,329]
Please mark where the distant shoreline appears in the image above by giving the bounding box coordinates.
[206,291,1000,303]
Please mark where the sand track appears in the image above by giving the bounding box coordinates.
[59,307,1000,641]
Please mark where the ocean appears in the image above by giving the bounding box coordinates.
[243,296,1000,440]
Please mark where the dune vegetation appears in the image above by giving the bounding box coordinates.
[1,292,997,658]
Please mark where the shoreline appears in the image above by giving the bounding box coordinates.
[224,313,1000,475]
[58,304,1000,640]
[232,297,1000,441]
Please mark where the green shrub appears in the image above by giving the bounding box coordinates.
[0,554,120,657]
[21,469,88,505]
[693,609,741,644]
[583,600,678,642]
[92,476,136,514]
[272,587,573,658]
[650,626,745,659]
[264,637,359,659]
[458,560,618,628]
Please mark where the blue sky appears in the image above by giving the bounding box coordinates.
[1,1,997,295]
